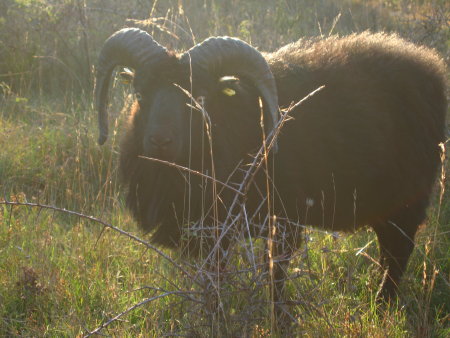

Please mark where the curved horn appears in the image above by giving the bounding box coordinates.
[181,37,279,151]
[95,28,169,145]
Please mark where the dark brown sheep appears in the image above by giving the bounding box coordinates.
[95,29,447,315]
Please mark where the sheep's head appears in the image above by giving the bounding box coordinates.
[94,28,279,165]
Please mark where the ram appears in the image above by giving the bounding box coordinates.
[95,28,447,312]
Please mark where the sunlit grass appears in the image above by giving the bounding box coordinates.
[0,199,184,336]
[2,192,448,335]
[1,83,449,335]
[1,0,449,336]
[1,71,449,338]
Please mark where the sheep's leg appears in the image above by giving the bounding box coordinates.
[272,248,291,323]
[202,236,232,335]
[269,221,300,330]
[373,218,420,300]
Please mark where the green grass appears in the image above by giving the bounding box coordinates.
[1,192,448,336]
[0,204,165,336]
[1,0,449,336]
[1,97,449,336]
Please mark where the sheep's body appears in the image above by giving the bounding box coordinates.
[261,33,447,298]
[99,31,447,310]
[268,32,446,232]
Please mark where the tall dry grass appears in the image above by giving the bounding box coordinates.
[1,0,449,336]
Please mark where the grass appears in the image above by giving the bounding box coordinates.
[1,0,449,336]
[1,96,449,336]
[1,202,448,336]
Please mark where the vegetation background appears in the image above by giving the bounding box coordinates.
[0,0,449,336]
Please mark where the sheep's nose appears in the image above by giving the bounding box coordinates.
[149,135,172,147]
[143,134,174,156]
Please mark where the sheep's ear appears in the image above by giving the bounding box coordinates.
[219,76,239,97]
[119,68,135,84]
[222,87,236,96]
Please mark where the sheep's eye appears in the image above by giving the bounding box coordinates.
[135,92,142,101]
[119,68,134,84]
[196,96,206,106]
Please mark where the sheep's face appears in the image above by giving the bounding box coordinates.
[128,59,202,165]
[95,29,279,244]
[121,74,263,238]
[139,85,190,162]
[96,30,278,161]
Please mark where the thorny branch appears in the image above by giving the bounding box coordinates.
[199,85,326,268]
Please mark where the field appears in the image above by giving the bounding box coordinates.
[1,0,449,336]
